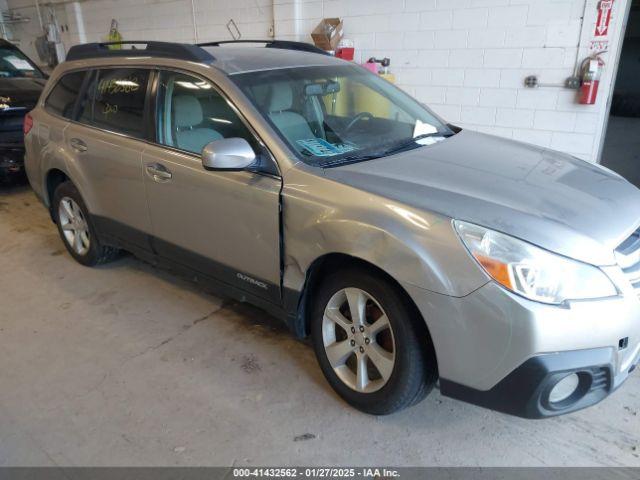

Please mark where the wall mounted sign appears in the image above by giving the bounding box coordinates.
[595,0,614,37]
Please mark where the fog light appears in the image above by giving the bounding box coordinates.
[549,373,580,404]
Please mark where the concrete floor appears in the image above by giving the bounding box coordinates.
[0,182,639,467]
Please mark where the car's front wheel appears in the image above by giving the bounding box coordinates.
[311,267,438,415]
[52,181,119,266]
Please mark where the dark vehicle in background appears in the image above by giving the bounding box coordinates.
[0,39,46,181]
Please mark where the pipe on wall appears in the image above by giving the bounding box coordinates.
[270,0,275,37]
[34,0,43,31]
[190,0,198,43]
[70,0,85,44]
[572,0,590,77]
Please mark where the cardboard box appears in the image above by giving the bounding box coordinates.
[311,18,343,51]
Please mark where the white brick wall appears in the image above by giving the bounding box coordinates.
[277,0,630,163]
[5,0,630,163]
[7,0,274,52]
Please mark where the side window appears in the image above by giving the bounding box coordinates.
[156,71,259,156]
[88,68,150,138]
[77,70,97,124]
[44,71,87,119]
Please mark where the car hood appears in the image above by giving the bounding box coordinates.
[323,130,640,266]
[0,77,46,110]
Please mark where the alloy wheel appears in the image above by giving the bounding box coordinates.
[322,287,396,393]
[58,196,90,256]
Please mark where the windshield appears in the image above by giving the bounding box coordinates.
[231,64,453,167]
[0,47,43,79]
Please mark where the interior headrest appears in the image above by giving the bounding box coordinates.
[174,95,203,128]
[267,83,293,113]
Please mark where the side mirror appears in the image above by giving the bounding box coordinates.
[201,138,256,171]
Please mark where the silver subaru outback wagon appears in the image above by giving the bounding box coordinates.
[24,40,640,417]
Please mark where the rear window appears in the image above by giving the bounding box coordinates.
[87,68,150,138]
[44,71,87,119]
[0,46,43,79]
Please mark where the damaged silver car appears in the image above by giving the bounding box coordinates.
[25,40,640,417]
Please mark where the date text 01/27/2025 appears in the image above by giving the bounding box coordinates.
[232,468,400,478]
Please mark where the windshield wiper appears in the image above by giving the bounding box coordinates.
[321,132,455,168]
[322,152,385,167]
[380,132,451,157]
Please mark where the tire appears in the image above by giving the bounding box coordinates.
[52,181,120,266]
[311,266,438,415]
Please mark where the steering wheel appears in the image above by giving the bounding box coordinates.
[344,112,374,133]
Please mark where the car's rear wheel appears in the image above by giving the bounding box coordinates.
[311,267,437,415]
[53,181,119,266]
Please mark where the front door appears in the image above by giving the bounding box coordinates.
[142,70,282,303]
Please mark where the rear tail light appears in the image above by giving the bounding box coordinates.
[23,113,34,135]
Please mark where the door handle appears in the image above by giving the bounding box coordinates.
[69,138,88,153]
[145,163,173,183]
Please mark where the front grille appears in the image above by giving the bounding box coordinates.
[615,228,640,292]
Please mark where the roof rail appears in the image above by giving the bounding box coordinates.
[66,41,215,63]
[198,40,330,56]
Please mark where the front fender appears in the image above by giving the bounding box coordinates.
[281,165,488,298]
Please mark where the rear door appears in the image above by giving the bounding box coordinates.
[62,67,153,251]
[141,70,282,303]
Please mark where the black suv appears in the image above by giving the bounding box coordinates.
[0,39,46,180]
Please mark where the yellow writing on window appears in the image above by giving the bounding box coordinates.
[98,77,140,95]
[103,103,118,115]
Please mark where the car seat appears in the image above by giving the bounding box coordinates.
[173,95,223,153]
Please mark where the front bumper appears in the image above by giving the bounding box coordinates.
[440,347,639,418]
[403,280,640,418]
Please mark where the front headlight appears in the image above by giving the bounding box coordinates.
[454,220,617,305]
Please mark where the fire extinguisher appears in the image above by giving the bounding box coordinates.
[579,55,605,105]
